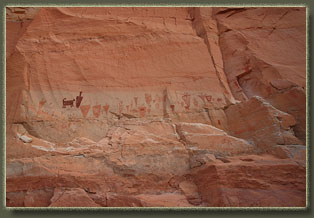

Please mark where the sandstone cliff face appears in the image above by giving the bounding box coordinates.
[6,7,306,207]
[214,7,306,142]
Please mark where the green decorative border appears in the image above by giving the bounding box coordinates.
[0,0,312,217]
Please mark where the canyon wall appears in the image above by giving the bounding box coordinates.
[6,7,306,207]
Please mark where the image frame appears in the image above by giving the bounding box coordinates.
[0,0,312,217]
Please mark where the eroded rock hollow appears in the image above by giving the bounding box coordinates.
[6,7,306,207]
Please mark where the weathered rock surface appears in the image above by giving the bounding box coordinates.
[49,188,101,207]
[214,7,306,142]
[191,155,306,207]
[225,96,303,157]
[6,7,306,207]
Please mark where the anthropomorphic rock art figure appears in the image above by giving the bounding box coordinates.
[76,91,83,108]
[63,98,75,108]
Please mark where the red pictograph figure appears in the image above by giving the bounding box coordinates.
[138,106,146,117]
[205,95,212,102]
[182,93,191,110]
[63,98,75,108]
[198,95,206,103]
[134,97,138,106]
[145,93,152,105]
[92,105,101,118]
[76,91,83,108]
[103,104,110,115]
[170,104,175,112]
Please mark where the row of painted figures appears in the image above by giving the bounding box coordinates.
[63,91,83,108]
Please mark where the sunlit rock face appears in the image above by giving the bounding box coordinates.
[6,7,306,207]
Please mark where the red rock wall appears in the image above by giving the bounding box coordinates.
[6,7,306,207]
[6,7,239,139]
[214,7,306,142]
